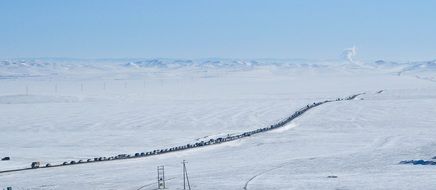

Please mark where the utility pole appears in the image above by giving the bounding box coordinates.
[182,160,191,190]
[157,165,166,189]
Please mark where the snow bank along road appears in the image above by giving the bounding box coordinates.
[0,92,365,174]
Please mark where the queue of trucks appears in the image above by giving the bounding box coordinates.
[20,93,364,170]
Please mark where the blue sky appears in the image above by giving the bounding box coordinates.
[1,0,435,61]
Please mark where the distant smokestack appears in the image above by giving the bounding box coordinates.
[342,46,357,63]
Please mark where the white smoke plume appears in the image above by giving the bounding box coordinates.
[342,46,357,63]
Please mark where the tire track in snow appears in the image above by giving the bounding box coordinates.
[242,92,370,190]
[243,162,291,190]
[136,177,176,190]
[242,136,398,190]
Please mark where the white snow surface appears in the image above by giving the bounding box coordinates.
[0,58,435,189]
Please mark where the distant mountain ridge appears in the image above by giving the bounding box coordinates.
[1,58,436,79]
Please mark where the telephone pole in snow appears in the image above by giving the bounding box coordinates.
[157,165,166,189]
[182,160,191,190]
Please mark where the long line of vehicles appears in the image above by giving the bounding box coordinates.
[1,93,364,173]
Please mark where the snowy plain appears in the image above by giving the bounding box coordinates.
[0,59,435,189]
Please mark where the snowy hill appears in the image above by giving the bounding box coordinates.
[0,57,436,189]
[1,58,436,85]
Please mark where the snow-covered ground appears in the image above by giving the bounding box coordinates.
[0,59,435,189]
